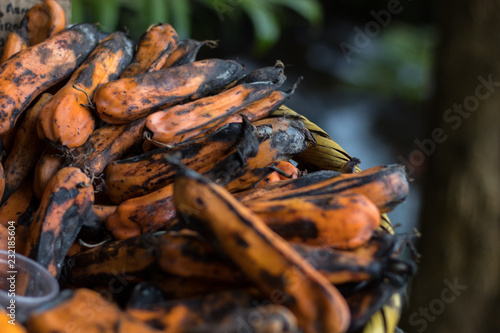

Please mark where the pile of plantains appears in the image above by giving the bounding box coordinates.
[0,1,417,332]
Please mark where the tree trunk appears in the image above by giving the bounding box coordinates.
[400,1,500,332]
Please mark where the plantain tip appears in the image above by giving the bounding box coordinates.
[274,60,285,69]
[203,39,219,48]
[340,157,361,173]
[286,76,303,96]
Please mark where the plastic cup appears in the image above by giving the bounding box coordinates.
[0,250,59,323]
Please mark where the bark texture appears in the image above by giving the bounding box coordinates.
[401,1,500,332]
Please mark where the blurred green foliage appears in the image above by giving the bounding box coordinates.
[334,23,435,102]
[71,0,323,54]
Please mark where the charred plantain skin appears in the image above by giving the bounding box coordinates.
[246,192,381,249]
[64,232,161,287]
[104,184,176,240]
[234,169,340,201]
[0,19,29,63]
[26,288,164,333]
[93,59,245,124]
[291,242,415,287]
[161,39,214,68]
[64,230,245,287]
[0,177,38,254]
[0,0,64,62]
[104,119,259,203]
[104,120,260,239]
[2,93,52,202]
[33,147,64,200]
[68,117,147,177]
[120,23,179,78]
[24,167,94,277]
[0,23,100,137]
[145,84,282,145]
[198,87,296,140]
[224,117,315,192]
[201,76,302,140]
[258,160,301,186]
[65,227,413,291]
[155,231,245,282]
[144,64,286,146]
[37,31,134,149]
[25,0,66,46]
[345,281,403,332]
[126,289,298,333]
[239,164,409,214]
[91,204,117,221]
[173,166,351,333]
[0,163,4,209]
[347,230,412,263]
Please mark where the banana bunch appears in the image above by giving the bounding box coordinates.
[0,1,416,332]
[272,106,406,332]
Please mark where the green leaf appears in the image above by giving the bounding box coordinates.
[268,0,323,25]
[242,1,280,55]
[169,0,191,39]
[71,0,85,24]
[195,0,242,21]
[119,0,139,9]
[142,0,169,27]
[89,0,120,32]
